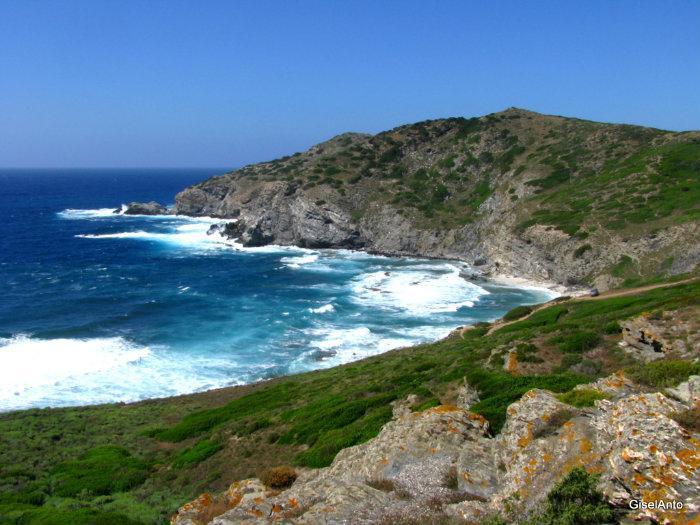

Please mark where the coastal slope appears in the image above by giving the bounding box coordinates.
[1,278,698,524]
[173,108,700,290]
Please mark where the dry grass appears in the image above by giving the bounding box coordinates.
[259,466,297,489]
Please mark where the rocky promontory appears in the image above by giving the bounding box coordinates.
[118,201,171,215]
[171,109,700,290]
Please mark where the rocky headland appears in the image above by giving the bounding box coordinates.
[157,108,700,291]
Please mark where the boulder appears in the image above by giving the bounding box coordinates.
[666,375,700,408]
[573,371,639,399]
[592,393,699,523]
[455,382,480,410]
[620,313,698,362]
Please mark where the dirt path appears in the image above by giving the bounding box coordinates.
[460,277,698,338]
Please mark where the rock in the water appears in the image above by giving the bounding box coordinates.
[121,201,170,215]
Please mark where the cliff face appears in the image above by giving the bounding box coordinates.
[173,108,700,289]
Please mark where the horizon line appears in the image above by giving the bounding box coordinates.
[0,166,235,170]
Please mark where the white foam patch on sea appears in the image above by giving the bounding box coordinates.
[309,303,335,314]
[349,263,488,316]
[0,334,243,411]
[67,209,319,257]
[290,323,450,371]
[58,207,123,219]
[281,253,320,269]
[76,221,238,251]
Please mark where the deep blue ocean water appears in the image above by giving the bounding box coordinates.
[0,169,556,411]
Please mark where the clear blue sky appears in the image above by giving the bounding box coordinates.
[1,0,699,168]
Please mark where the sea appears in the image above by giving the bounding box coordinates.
[0,169,556,411]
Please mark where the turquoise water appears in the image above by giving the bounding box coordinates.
[0,169,556,411]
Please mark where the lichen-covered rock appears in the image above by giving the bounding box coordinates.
[322,405,490,496]
[455,382,480,410]
[666,375,700,408]
[496,389,577,460]
[573,371,639,399]
[620,312,699,362]
[171,479,268,525]
[174,383,700,525]
[490,390,593,517]
[593,393,699,523]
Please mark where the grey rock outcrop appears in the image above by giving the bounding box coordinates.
[666,375,700,408]
[120,201,170,215]
[171,374,700,525]
[620,311,700,362]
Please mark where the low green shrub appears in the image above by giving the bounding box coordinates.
[10,506,142,525]
[515,342,543,363]
[626,360,700,388]
[50,446,149,497]
[557,353,583,371]
[294,404,393,467]
[611,255,635,278]
[554,331,601,354]
[573,244,592,258]
[155,382,300,441]
[503,305,533,321]
[497,305,568,333]
[556,388,609,408]
[525,467,615,525]
[172,439,222,468]
[466,369,586,433]
[602,321,621,334]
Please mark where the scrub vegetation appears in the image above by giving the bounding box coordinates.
[229,108,699,245]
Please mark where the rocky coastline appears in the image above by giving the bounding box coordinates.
[120,108,699,292]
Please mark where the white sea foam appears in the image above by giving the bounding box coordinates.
[58,207,222,222]
[281,253,319,269]
[350,263,488,316]
[309,303,335,314]
[58,207,121,219]
[76,220,239,251]
[74,215,318,257]
[292,325,420,371]
[0,335,242,411]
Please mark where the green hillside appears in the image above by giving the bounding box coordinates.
[1,276,698,524]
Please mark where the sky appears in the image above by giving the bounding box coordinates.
[1,0,699,168]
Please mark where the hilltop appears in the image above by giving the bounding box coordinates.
[173,108,700,290]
